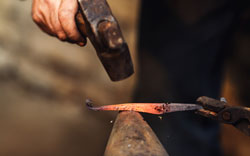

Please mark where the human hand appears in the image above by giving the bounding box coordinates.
[32,0,86,46]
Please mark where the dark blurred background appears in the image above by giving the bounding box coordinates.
[0,0,250,156]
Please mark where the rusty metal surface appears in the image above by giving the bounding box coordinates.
[104,111,169,156]
[196,96,226,112]
[218,107,250,136]
[197,96,250,136]
[76,0,134,81]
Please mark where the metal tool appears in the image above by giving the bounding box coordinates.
[85,96,250,136]
[75,0,134,81]
[196,96,250,136]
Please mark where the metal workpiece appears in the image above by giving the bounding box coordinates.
[86,100,202,114]
[104,111,169,156]
[76,0,134,81]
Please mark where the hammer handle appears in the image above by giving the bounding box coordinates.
[75,10,87,45]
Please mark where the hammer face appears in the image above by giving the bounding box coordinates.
[97,21,134,81]
[77,0,134,81]
[99,43,134,81]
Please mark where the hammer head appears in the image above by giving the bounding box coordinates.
[77,0,134,81]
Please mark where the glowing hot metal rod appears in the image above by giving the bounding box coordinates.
[85,99,203,115]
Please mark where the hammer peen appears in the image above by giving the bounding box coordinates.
[75,0,134,81]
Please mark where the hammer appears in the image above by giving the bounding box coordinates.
[75,0,134,81]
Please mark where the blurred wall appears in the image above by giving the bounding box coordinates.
[221,6,250,156]
[0,0,140,155]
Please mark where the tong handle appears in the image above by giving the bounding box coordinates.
[76,10,87,40]
[218,106,250,136]
[197,96,250,136]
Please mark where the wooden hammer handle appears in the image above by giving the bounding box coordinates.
[75,10,87,45]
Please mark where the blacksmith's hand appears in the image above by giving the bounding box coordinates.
[32,0,86,46]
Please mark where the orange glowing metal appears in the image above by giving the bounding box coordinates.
[85,99,203,115]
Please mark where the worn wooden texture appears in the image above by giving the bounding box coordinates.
[104,111,169,156]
